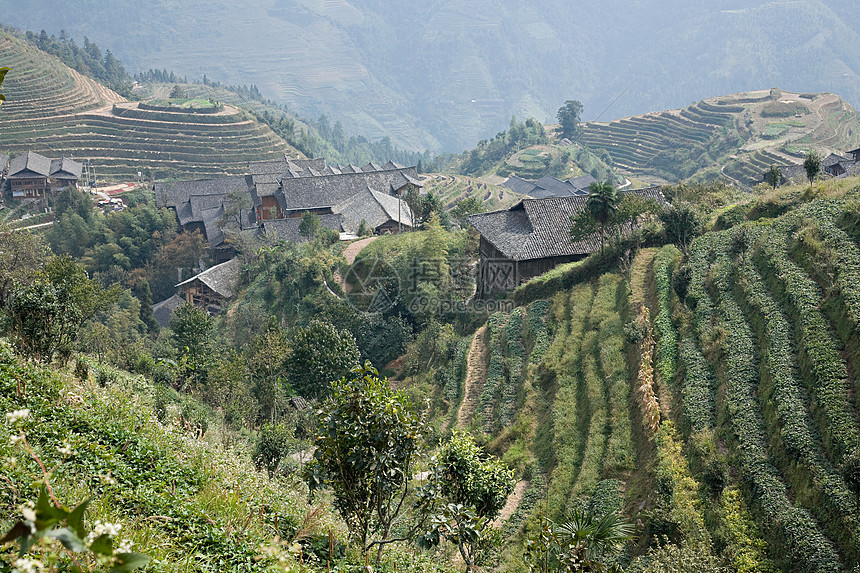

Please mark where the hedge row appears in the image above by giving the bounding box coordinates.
[790,202,860,410]
[592,274,633,476]
[497,307,526,428]
[677,337,716,433]
[524,300,551,366]
[653,246,680,387]
[755,225,860,465]
[708,234,842,572]
[543,285,594,518]
[736,254,860,562]
[479,311,510,434]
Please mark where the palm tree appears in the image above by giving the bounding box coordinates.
[553,508,633,572]
[586,181,620,257]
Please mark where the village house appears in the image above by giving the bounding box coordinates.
[468,187,666,297]
[503,173,595,199]
[765,147,860,185]
[175,257,241,314]
[6,151,83,198]
[155,157,419,252]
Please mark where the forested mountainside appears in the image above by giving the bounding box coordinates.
[4,0,860,151]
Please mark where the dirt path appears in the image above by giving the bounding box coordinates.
[342,236,378,264]
[629,248,658,309]
[494,479,530,526]
[455,326,490,428]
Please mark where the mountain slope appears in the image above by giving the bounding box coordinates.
[4,1,860,151]
[0,31,299,180]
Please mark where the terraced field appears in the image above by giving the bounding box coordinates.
[450,185,860,570]
[580,91,860,186]
[422,173,520,212]
[0,32,297,180]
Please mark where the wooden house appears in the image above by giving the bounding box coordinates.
[7,151,82,198]
[175,258,241,314]
[468,187,666,297]
[333,187,413,235]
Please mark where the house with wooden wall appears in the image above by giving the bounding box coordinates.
[468,187,666,297]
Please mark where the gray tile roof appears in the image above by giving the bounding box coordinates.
[504,176,538,195]
[468,187,666,261]
[152,294,184,328]
[155,176,250,209]
[260,213,344,243]
[8,151,52,178]
[333,187,413,234]
[568,173,597,191]
[176,257,242,298]
[281,166,420,212]
[836,162,860,179]
[49,157,83,180]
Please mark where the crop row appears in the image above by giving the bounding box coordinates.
[543,284,594,518]
[754,222,860,465]
[479,311,510,434]
[496,307,526,428]
[677,338,716,433]
[524,300,551,366]
[653,246,679,388]
[705,233,842,572]
[591,274,633,476]
[789,201,860,408]
[735,251,860,562]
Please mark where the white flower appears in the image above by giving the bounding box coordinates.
[116,539,135,554]
[12,557,43,573]
[99,472,117,485]
[5,409,30,425]
[2,455,16,469]
[9,433,23,445]
[56,443,75,457]
[85,520,122,545]
[20,503,36,523]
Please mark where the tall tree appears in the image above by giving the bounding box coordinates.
[285,320,359,399]
[557,100,584,140]
[765,164,781,189]
[584,181,620,256]
[306,362,429,562]
[803,151,821,189]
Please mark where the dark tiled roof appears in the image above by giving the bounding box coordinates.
[8,151,51,178]
[152,294,184,328]
[836,162,860,179]
[49,157,83,180]
[260,213,344,242]
[823,153,850,167]
[568,173,597,191]
[334,187,413,233]
[176,257,242,298]
[468,187,666,261]
[155,176,249,208]
[504,176,538,195]
[281,166,420,212]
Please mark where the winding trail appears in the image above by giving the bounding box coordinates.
[455,326,490,429]
[494,479,530,527]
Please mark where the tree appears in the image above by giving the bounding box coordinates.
[0,66,8,107]
[298,211,321,239]
[764,164,781,189]
[803,151,821,189]
[0,230,50,307]
[253,422,294,478]
[169,302,215,388]
[525,509,633,573]
[557,100,584,140]
[574,181,619,257]
[7,257,117,364]
[660,202,703,256]
[417,432,514,569]
[169,84,187,99]
[305,362,429,561]
[285,320,359,399]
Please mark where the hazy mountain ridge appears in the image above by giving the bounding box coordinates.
[3,1,860,153]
